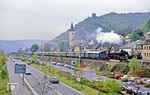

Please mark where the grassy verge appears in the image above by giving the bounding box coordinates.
[0,74,10,95]
[31,64,104,95]
[0,53,10,95]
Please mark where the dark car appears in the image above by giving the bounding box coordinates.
[50,76,59,83]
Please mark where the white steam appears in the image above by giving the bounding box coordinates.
[96,27,124,45]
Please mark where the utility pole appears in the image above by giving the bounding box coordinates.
[79,43,83,88]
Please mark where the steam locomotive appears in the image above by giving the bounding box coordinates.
[34,50,128,62]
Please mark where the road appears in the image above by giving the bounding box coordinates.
[14,59,84,95]
[45,61,108,81]
[45,61,150,93]
[6,59,32,95]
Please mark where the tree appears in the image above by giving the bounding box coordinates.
[31,44,39,53]
[128,58,141,73]
[130,32,141,42]
[101,79,122,93]
[35,75,55,95]
[17,48,24,56]
[134,67,146,78]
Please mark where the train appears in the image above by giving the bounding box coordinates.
[33,50,129,62]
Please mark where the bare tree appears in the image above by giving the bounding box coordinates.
[34,75,56,95]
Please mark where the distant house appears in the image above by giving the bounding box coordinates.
[120,40,143,56]
[141,38,150,67]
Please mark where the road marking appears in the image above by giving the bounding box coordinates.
[10,60,39,95]
[26,65,63,95]
[26,63,84,95]
[15,59,84,95]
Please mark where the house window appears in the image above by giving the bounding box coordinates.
[145,53,147,57]
[144,46,146,50]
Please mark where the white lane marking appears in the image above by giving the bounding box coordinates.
[20,74,38,95]
[10,60,38,95]
[26,63,84,95]
[27,65,63,95]
[31,73,63,95]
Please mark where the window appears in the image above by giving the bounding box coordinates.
[145,53,147,57]
[144,46,146,50]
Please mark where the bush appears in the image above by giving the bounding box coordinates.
[79,78,92,87]
[145,84,150,88]
[121,78,128,82]
[0,69,8,79]
[100,79,122,93]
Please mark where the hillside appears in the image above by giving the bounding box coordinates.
[140,19,150,32]
[52,12,150,44]
[0,40,47,52]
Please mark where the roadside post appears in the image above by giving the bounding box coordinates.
[15,64,26,86]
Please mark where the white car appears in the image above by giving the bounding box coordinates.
[51,62,57,65]
[26,69,32,75]
[57,63,64,66]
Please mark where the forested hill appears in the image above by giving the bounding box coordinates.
[52,12,150,42]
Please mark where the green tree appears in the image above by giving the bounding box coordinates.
[31,44,39,53]
[101,79,122,93]
[17,48,24,56]
[140,19,150,33]
[130,32,141,42]
[128,58,141,71]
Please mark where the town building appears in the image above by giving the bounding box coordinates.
[141,32,150,67]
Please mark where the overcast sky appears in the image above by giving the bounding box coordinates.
[0,0,150,40]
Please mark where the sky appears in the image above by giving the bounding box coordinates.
[0,0,150,41]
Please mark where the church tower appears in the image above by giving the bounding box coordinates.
[68,22,76,47]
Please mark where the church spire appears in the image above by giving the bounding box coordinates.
[68,22,75,31]
[71,22,74,29]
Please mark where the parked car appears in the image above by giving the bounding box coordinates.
[114,74,124,79]
[70,66,74,70]
[25,69,32,75]
[57,63,64,66]
[141,78,150,85]
[50,76,59,83]
[64,64,71,68]
[123,82,139,94]
[138,91,150,95]
[51,62,57,65]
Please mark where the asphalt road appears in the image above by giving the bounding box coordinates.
[7,59,32,95]
[14,60,84,95]
[46,61,150,93]
[46,61,108,81]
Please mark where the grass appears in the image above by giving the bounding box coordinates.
[0,53,10,95]
[31,64,104,95]
[0,77,10,95]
